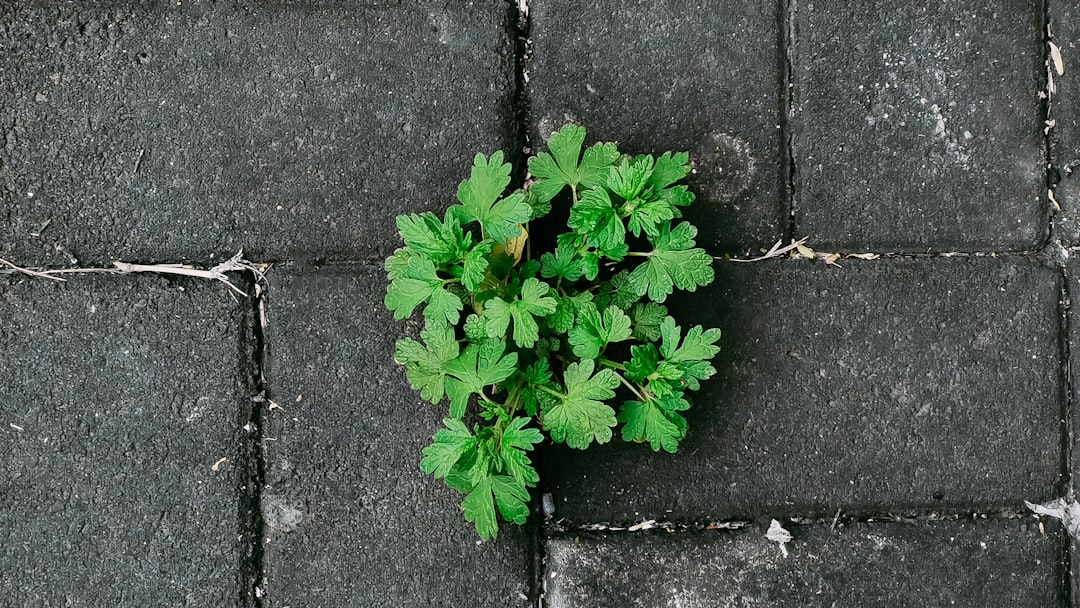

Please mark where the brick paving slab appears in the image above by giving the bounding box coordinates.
[1051,1,1080,244]
[0,275,255,607]
[0,1,515,265]
[543,520,1063,607]
[527,0,786,253]
[792,1,1047,252]
[545,257,1062,524]
[262,266,531,607]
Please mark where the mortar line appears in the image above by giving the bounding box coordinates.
[780,0,797,244]
[1042,0,1074,603]
[505,0,545,603]
[242,274,270,608]
[542,506,1047,539]
[1057,258,1075,608]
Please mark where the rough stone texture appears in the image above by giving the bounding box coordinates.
[0,275,254,607]
[545,257,1062,524]
[1051,0,1080,244]
[544,520,1063,607]
[262,266,531,607]
[792,1,1047,252]
[527,0,786,254]
[0,1,515,265]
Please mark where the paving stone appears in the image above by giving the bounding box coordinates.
[0,275,255,607]
[262,266,531,607]
[543,519,1063,607]
[1050,1,1080,244]
[545,256,1062,524]
[527,0,786,253]
[792,2,1047,252]
[0,1,515,265]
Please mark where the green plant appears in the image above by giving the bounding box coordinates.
[384,124,721,540]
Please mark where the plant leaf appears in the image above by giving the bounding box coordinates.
[452,152,532,243]
[542,360,619,449]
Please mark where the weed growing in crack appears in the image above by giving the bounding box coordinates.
[384,124,721,540]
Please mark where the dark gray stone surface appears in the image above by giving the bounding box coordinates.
[527,0,786,254]
[0,1,515,265]
[792,1,1047,252]
[1051,1,1080,244]
[0,275,254,607]
[262,266,531,607]
[544,519,1063,607]
[545,257,1062,524]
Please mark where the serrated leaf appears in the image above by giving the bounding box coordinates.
[444,340,518,417]
[567,302,633,360]
[618,393,690,453]
[601,270,647,310]
[548,290,592,334]
[461,475,500,541]
[491,474,531,525]
[384,247,419,281]
[462,240,494,292]
[542,360,619,449]
[499,417,543,486]
[629,301,668,341]
[607,155,655,201]
[452,152,532,243]
[647,151,691,191]
[629,222,714,303]
[568,187,626,252]
[420,418,477,478]
[659,316,722,362]
[624,196,677,239]
[528,124,620,202]
[396,211,469,266]
[393,321,460,403]
[624,343,659,383]
[463,314,488,342]
[540,242,585,282]
[484,277,558,348]
[385,256,464,325]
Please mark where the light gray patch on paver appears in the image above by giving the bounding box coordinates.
[792,1,1046,252]
[0,275,253,607]
[546,257,1062,524]
[527,0,786,254]
[262,266,530,607]
[544,520,1062,607]
[0,1,515,265]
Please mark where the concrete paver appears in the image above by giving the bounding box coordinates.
[527,0,787,253]
[544,519,1063,607]
[0,275,255,607]
[0,1,515,265]
[262,266,531,607]
[545,257,1062,524]
[792,1,1047,252]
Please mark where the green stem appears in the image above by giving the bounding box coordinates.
[625,251,653,257]
[599,358,627,372]
[537,384,566,399]
[611,370,648,402]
